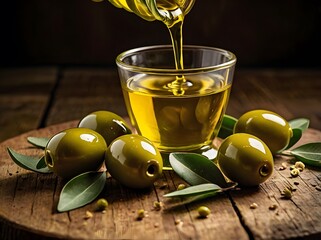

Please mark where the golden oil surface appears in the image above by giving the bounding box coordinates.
[122,74,231,151]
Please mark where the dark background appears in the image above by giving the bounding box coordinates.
[1,0,320,68]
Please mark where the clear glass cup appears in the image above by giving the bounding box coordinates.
[116,45,236,160]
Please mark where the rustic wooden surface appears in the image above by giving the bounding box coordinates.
[0,68,321,239]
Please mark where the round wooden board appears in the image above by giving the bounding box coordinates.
[0,121,321,239]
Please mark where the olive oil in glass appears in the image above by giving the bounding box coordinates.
[110,0,236,155]
[122,73,231,151]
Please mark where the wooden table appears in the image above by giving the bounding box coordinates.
[0,67,320,239]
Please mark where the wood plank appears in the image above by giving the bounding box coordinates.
[0,122,76,240]
[227,69,321,130]
[0,67,58,142]
[45,68,127,126]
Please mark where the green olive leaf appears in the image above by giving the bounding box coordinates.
[163,182,237,208]
[289,142,321,167]
[27,137,50,149]
[165,191,220,210]
[217,115,238,139]
[284,128,303,150]
[284,118,309,150]
[164,183,222,198]
[36,156,48,170]
[178,191,220,205]
[169,152,228,187]
[57,171,106,212]
[7,147,52,173]
[289,118,310,131]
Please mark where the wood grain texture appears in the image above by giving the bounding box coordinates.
[0,67,57,142]
[227,69,321,130]
[0,122,320,239]
[45,68,127,126]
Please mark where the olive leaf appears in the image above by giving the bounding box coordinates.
[164,183,222,198]
[176,191,220,205]
[163,182,237,208]
[165,191,221,210]
[27,137,50,149]
[289,118,310,131]
[284,118,310,150]
[289,142,321,167]
[217,115,238,139]
[7,147,52,173]
[169,152,228,187]
[284,128,302,150]
[57,171,107,212]
[36,156,48,170]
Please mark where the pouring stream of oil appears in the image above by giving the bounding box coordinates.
[107,0,195,95]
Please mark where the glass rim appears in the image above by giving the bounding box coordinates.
[116,45,237,74]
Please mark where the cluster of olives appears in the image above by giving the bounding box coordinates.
[217,109,293,186]
[45,109,292,188]
[44,111,163,189]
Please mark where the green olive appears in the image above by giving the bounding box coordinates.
[45,128,107,179]
[234,109,293,154]
[95,198,108,211]
[217,133,274,186]
[105,134,163,189]
[78,111,132,146]
[197,206,211,218]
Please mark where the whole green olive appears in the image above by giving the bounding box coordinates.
[234,109,293,154]
[78,111,132,146]
[217,133,274,186]
[45,128,107,179]
[197,206,211,218]
[105,134,163,189]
